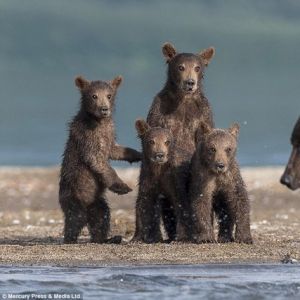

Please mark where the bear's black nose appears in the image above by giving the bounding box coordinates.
[216,162,225,170]
[155,152,165,160]
[186,79,195,86]
[280,174,292,188]
[100,106,109,113]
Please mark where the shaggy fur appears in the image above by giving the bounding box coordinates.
[59,75,141,244]
[147,42,215,154]
[189,123,253,244]
[281,117,300,190]
[146,43,216,237]
[132,120,192,243]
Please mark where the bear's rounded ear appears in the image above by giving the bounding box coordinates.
[162,42,177,62]
[198,47,215,66]
[135,119,150,137]
[228,123,240,138]
[110,75,123,89]
[199,121,212,136]
[75,76,90,90]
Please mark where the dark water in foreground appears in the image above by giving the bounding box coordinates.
[0,264,299,300]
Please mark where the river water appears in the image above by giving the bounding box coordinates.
[0,264,299,300]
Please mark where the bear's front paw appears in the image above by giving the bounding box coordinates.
[218,235,234,243]
[235,234,253,244]
[128,151,142,163]
[193,234,216,244]
[143,235,163,244]
[109,182,132,195]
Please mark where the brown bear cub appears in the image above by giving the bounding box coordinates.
[59,75,141,244]
[280,117,300,190]
[147,42,215,154]
[189,122,253,244]
[132,119,192,243]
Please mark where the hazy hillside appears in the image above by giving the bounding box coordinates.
[0,0,299,165]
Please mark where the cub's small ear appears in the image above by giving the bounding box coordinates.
[135,119,150,136]
[110,75,123,89]
[199,121,212,136]
[199,47,215,66]
[228,123,240,138]
[162,42,177,62]
[75,76,90,90]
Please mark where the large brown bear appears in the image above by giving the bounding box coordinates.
[146,43,215,238]
[59,75,141,244]
[189,122,253,244]
[147,42,215,153]
[132,120,192,243]
[280,117,300,190]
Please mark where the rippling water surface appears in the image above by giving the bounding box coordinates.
[0,264,299,300]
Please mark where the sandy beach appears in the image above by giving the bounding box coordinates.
[0,166,299,267]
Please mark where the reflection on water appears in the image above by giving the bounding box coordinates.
[0,264,299,300]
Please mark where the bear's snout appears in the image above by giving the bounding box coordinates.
[99,106,110,117]
[151,152,167,164]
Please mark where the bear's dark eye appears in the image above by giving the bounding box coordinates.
[92,94,98,100]
[195,66,200,72]
[209,147,216,153]
[226,147,232,153]
[107,94,112,99]
[178,65,185,72]
[165,140,170,146]
[149,140,155,145]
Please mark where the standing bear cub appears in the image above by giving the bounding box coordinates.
[189,122,253,244]
[132,120,192,243]
[59,75,141,244]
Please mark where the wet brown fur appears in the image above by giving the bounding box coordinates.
[189,123,253,244]
[132,120,192,243]
[146,43,215,238]
[59,76,141,244]
[147,43,215,154]
[281,117,300,190]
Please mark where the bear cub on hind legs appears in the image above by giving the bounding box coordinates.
[132,119,192,243]
[59,75,141,244]
[189,122,253,244]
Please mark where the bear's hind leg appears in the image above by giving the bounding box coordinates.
[214,193,234,243]
[87,196,110,243]
[132,192,162,243]
[216,209,234,243]
[232,183,253,244]
[161,197,177,242]
[63,200,87,244]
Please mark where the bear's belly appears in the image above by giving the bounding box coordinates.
[72,167,99,206]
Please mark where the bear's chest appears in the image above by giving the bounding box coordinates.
[90,126,115,156]
[214,174,233,193]
[163,111,200,153]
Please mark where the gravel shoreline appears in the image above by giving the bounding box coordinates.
[0,166,299,266]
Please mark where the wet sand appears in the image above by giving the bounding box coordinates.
[0,166,299,266]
